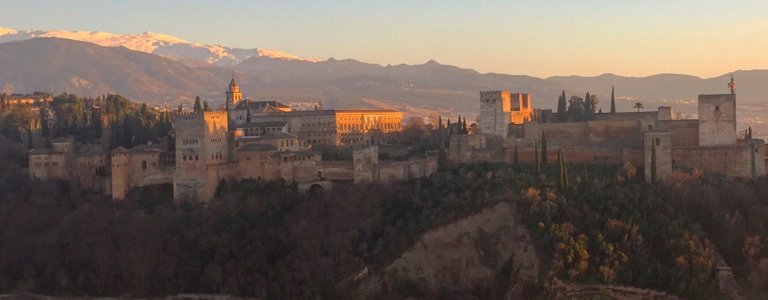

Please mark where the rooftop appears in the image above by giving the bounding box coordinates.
[233,100,290,111]
[236,121,288,128]
[239,144,277,152]
[259,132,299,140]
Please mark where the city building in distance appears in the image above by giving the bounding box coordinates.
[29,79,436,202]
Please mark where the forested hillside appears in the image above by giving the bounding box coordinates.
[0,144,766,299]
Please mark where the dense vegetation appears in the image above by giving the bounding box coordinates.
[0,93,766,298]
[1,148,766,298]
[0,92,172,150]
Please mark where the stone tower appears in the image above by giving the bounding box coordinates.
[110,147,131,200]
[698,94,737,146]
[226,76,243,110]
[479,90,533,139]
[353,145,379,183]
[644,131,672,183]
[480,90,512,138]
[173,111,231,202]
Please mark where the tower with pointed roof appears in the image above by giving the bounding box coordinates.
[226,75,243,110]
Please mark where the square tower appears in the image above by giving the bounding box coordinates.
[698,94,736,146]
[173,111,230,202]
[644,131,672,183]
[479,90,512,138]
[479,90,533,139]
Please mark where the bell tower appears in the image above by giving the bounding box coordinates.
[225,75,242,109]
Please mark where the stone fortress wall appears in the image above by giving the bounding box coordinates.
[453,85,765,180]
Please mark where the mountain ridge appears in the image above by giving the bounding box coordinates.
[0,33,765,133]
[0,27,318,66]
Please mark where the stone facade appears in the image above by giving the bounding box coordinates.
[173,111,231,201]
[28,81,426,202]
[644,131,672,182]
[698,94,737,146]
[455,88,766,182]
[479,90,533,139]
[112,145,173,200]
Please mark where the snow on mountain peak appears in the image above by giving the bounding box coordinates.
[0,28,317,66]
[0,27,18,35]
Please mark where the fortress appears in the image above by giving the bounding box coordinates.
[28,77,764,201]
[29,79,437,202]
[453,77,766,181]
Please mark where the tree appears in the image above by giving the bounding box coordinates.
[650,140,657,183]
[610,85,616,113]
[557,91,568,122]
[514,145,519,164]
[193,96,203,113]
[567,96,585,122]
[633,102,644,112]
[404,117,428,143]
[541,134,548,166]
[584,92,592,121]
[534,139,541,174]
[40,107,50,138]
[558,148,569,189]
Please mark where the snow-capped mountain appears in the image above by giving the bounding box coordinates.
[0,27,317,66]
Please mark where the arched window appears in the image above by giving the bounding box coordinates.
[142,161,147,170]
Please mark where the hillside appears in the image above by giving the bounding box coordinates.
[0,38,229,103]
[0,27,316,66]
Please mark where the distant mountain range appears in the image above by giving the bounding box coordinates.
[0,27,316,66]
[0,28,765,125]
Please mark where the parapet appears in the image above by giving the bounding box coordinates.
[173,111,202,120]
[479,90,505,97]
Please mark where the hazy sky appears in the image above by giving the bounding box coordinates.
[2,0,767,78]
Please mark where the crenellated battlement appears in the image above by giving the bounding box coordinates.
[204,111,228,116]
[174,110,229,121]
[479,90,504,98]
[174,111,203,120]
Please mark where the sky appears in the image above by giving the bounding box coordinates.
[1,0,767,78]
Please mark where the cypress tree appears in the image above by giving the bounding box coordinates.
[462,118,468,133]
[651,140,657,183]
[245,99,251,123]
[557,91,567,122]
[583,162,589,186]
[40,107,50,138]
[584,92,592,121]
[610,85,616,113]
[514,145,519,164]
[534,139,540,174]
[541,134,548,166]
[193,96,202,113]
[438,115,443,129]
[558,148,569,189]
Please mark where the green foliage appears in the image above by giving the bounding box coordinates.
[651,141,657,183]
[558,91,568,122]
[2,157,767,298]
[567,96,585,122]
[541,135,548,166]
[193,96,203,113]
